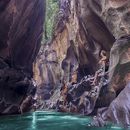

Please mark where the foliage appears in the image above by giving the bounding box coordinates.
[43,0,58,43]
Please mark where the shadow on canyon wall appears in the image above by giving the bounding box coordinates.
[0,0,45,114]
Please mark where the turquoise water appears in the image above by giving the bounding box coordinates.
[0,111,125,130]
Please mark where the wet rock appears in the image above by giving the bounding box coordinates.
[91,35,130,127]
[108,82,130,127]
[92,82,130,128]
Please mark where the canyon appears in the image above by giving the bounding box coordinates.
[0,0,45,114]
[0,0,130,128]
[34,0,130,127]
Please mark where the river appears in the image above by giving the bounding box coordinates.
[0,111,125,130]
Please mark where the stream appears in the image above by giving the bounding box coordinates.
[0,111,125,130]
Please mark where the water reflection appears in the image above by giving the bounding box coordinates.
[0,111,127,130]
[32,112,36,129]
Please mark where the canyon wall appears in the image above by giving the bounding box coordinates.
[34,0,130,127]
[34,0,115,106]
[0,0,45,114]
[34,0,115,101]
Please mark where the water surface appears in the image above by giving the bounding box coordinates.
[0,111,125,130]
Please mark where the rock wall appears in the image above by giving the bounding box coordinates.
[34,0,130,127]
[0,0,45,114]
[34,0,115,101]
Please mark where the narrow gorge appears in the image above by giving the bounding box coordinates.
[34,0,130,128]
[0,0,130,130]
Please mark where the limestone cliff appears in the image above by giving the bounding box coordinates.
[0,0,45,114]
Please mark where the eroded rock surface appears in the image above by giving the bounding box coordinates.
[34,0,115,105]
[0,0,45,114]
[92,81,130,128]
[34,0,130,127]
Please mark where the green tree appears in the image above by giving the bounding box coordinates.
[43,0,58,43]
